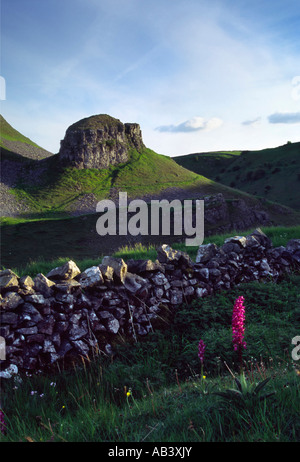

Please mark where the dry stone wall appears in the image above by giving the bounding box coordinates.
[1,228,299,378]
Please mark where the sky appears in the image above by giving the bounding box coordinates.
[1,0,300,156]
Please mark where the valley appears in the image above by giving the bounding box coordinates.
[1,114,299,270]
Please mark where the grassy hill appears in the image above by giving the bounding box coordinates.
[1,115,300,270]
[173,142,300,211]
[1,114,299,219]
[0,115,53,160]
[7,147,203,215]
[0,114,275,217]
[0,114,40,148]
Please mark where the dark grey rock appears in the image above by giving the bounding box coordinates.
[37,316,55,335]
[19,275,34,291]
[16,326,38,335]
[59,115,144,169]
[157,244,181,264]
[43,339,56,354]
[249,228,272,249]
[286,239,300,253]
[0,291,23,310]
[71,340,90,356]
[0,269,19,293]
[79,266,104,288]
[69,324,88,341]
[196,243,218,263]
[25,294,45,305]
[126,259,164,274]
[101,256,127,282]
[46,260,81,280]
[123,272,148,294]
[0,311,18,324]
[34,273,55,297]
[58,340,73,357]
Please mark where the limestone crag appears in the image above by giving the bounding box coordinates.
[203,193,271,233]
[58,114,145,169]
[1,229,300,378]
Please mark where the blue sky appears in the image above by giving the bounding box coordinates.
[1,0,300,156]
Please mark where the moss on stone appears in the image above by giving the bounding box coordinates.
[67,114,124,132]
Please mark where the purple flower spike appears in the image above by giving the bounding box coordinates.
[0,409,6,435]
[232,296,247,354]
[198,339,206,364]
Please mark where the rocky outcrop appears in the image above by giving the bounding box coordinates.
[204,193,270,232]
[0,229,299,377]
[58,114,145,169]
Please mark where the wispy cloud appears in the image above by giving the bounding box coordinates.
[242,117,261,127]
[268,112,300,124]
[155,116,223,133]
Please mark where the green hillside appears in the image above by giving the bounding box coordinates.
[0,111,259,216]
[8,147,203,215]
[8,145,299,221]
[0,114,40,147]
[1,114,300,229]
[174,142,300,211]
[0,114,53,160]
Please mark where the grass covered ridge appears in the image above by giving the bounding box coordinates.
[0,115,40,148]
[174,142,300,211]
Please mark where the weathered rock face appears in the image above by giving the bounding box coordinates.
[58,114,145,169]
[0,230,299,377]
[203,193,271,233]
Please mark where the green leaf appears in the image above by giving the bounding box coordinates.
[239,372,249,393]
[253,377,271,395]
[235,378,242,392]
[258,391,276,401]
[214,389,243,400]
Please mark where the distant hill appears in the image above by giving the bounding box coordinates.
[173,142,300,211]
[0,114,53,160]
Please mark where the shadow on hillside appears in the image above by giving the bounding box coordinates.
[0,149,64,191]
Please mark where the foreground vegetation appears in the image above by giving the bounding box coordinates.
[1,249,299,441]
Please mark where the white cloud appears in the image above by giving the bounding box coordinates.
[155,116,223,133]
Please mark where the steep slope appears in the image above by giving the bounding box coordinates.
[0,115,55,216]
[173,142,300,211]
[0,114,53,160]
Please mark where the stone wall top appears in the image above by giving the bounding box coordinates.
[0,229,299,377]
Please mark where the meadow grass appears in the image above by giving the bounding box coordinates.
[7,224,300,278]
[1,270,299,442]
